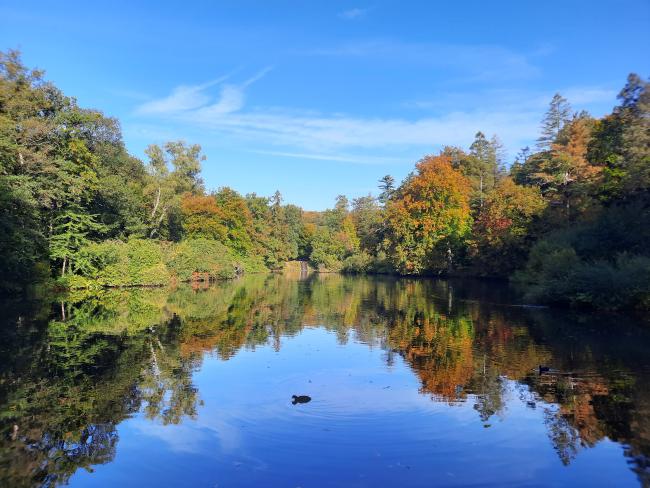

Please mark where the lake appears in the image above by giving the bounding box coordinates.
[1,273,649,487]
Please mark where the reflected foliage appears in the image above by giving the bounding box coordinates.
[1,275,649,486]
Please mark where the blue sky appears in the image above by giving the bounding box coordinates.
[1,1,649,209]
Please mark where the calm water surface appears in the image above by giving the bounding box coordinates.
[1,274,649,487]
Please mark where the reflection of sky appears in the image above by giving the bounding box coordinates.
[69,327,638,487]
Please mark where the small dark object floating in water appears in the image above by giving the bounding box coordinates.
[527,401,536,408]
[539,365,551,374]
[292,395,311,404]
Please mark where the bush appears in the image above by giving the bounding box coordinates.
[72,238,256,287]
[75,239,170,286]
[166,239,239,281]
[516,238,650,310]
[341,252,373,274]
[515,199,650,310]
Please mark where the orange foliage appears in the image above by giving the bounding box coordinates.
[386,154,472,273]
[180,193,227,240]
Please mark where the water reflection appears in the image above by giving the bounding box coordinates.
[1,274,649,486]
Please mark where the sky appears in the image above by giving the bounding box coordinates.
[1,1,649,210]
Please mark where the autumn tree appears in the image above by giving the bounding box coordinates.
[386,154,472,274]
[470,178,547,275]
[180,193,226,240]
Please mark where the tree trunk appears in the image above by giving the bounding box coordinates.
[149,206,168,238]
[61,257,67,277]
[151,186,161,219]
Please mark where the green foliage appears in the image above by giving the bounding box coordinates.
[310,227,346,271]
[341,252,374,274]
[71,239,170,287]
[167,239,239,281]
[537,93,572,150]
[515,200,650,310]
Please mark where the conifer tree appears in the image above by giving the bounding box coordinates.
[537,93,572,150]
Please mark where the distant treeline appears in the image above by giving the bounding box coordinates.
[1,50,648,309]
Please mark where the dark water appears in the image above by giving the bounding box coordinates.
[1,274,649,487]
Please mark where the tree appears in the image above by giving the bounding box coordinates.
[537,93,572,150]
[470,178,547,275]
[378,175,395,204]
[351,195,383,253]
[49,207,106,276]
[180,193,227,240]
[212,187,254,255]
[517,146,531,164]
[488,134,507,182]
[265,190,293,269]
[463,131,500,208]
[386,154,472,274]
[618,74,650,193]
[145,141,205,239]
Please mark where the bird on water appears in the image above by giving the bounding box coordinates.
[292,395,311,404]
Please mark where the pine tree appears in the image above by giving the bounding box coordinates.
[537,93,572,150]
[516,146,531,164]
[469,131,496,207]
[378,175,395,204]
[470,131,490,162]
[489,134,507,181]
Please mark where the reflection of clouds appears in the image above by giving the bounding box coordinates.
[130,420,216,454]
[129,412,244,456]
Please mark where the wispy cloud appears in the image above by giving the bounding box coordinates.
[339,7,370,20]
[136,75,232,115]
[136,84,539,160]
[132,66,615,166]
[249,149,404,165]
[134,67,274,117]
[305,40,541,82]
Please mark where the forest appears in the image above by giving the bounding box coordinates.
[1,49,649,310]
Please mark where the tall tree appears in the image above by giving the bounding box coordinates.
[378,175,395,204]
[467,131,499,208]
[537,93,572,150]
[144,141,205,239]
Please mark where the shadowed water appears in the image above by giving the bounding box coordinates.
[1,274,649,487]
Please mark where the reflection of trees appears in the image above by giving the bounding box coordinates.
[0,304,198,486]
[0,274,649,485]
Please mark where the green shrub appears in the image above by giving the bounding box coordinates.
[515,200,650,310]
[341,252,373,274]
[516,242,650,310]
[166,239,239,281]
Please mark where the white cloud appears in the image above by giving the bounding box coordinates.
[339,7,369,20]
[132,65,616,166]
[304,40,541,82]
[136,68,272,118]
